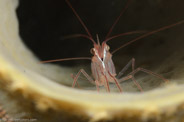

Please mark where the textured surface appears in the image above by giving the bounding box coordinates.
[0,0,184,122]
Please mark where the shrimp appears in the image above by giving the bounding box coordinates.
[41,0,184,92]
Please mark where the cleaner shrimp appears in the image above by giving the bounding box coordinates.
[41,0,184,92]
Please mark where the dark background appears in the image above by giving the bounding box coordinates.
[16,0,184,67]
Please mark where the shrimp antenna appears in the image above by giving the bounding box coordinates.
[104,30,147,42]
[105,0,132,40]
[61,34,95,43]
[112,19,184,54]
[65,0,96,44]
[40,57,91,63]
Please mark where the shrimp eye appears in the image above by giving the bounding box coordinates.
[106,45,110,51]
[90,48,95,54]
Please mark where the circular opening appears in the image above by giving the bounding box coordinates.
[16,0,184,92]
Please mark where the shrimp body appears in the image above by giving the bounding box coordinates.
[91,42,116,86]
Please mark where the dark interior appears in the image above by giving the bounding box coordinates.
[16,0,184,66]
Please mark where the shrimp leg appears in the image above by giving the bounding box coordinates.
[72,69,95,88]
[117,58,143,91]
[95,80,100,92]
[117,58,135,78]
[108,71,122,92]
[128,67,169,83]
[71,74,81,88]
